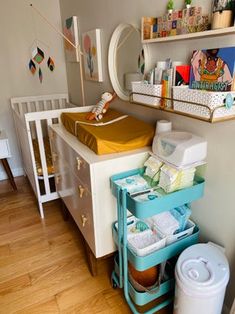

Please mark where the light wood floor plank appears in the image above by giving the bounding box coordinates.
[14,297,60,314]
[0,274,31,296]
[0,177,172,314]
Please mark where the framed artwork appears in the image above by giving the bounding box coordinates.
[82,29,103,82]
[63,16,79,62]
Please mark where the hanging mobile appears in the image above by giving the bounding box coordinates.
[32,46,45,64]
[39,67,43,83]
[29,59,36,75]
[47,57,55,71]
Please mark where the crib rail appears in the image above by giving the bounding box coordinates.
[11,94,69,119]
[10,93,82,218]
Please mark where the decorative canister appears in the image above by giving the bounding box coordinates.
[211,0,235,29]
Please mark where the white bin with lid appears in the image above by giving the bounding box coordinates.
[174,243,229,314]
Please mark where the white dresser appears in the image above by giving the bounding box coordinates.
[50,124,150,259]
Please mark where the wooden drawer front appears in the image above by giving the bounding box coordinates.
[58,169,95,253]
[72,153,91,191]
[50,129,91,191]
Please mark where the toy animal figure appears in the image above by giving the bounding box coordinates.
[86,92,116,121]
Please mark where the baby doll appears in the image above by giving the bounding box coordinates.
[86,92,116,121]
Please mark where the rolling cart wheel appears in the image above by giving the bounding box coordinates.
[111,278,118,289]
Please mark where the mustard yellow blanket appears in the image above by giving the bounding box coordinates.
[61,109,154,155]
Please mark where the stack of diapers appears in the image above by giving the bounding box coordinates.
[144,156,163,185]
[159,164,196,193]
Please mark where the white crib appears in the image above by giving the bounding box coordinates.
[10,94,79,218]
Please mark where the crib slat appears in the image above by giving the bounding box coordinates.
[18,103,24,118]
[52,99,57,110]
[26,102,31,113]
[42,100,46,111]
[35,101,40,112]
[35,120,51,195]
[59,98,64,109]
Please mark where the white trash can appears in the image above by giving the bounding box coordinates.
[174,243,229,314]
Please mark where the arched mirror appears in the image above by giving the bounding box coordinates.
[108,23,149,101]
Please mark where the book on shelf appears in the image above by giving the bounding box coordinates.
[142,17,157,40]
[160,64,190,109]
[174,65,190,86]
[161,68,173,109]
[189,47,235,91]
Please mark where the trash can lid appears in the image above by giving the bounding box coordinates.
[176,243,229,295]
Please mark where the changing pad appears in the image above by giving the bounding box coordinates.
[61,109,154,155]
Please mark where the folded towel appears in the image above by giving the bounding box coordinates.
[146,211,179,236]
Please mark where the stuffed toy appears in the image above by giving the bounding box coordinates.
[86,92,116,121]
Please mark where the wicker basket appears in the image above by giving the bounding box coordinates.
[132,81,162,107]
[173,86,235,120]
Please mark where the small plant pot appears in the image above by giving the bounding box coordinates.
[186,4,191,9]
[212,10,233,29]
[168,9,173,14]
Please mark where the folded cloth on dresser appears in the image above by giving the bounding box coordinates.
[61,109,155,155]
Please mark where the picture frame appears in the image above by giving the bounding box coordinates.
[63,16,79,62]
[82,29,103,82]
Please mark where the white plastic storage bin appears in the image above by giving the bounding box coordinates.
[166,220,195,245]
[128,229,166,256]
[172,86,235,120]
[174,243,230,314]
[114,216,149,239]
[132,81,162,107]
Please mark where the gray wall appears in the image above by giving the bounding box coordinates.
[59,0,235,308]
[0,0,68,180]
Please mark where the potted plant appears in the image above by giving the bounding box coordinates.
[185,0,192,9]
[212,0,234,29]
[167,0,174,13]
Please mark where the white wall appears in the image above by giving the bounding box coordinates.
[59,0,235,309]
[0,0,68,180]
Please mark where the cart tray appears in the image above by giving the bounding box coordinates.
[112,223,199,271]
[110,168,205,219]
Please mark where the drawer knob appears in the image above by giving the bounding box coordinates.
[78,185,85,198]
[52,152,58,162]
[55,174,61,185]
[76,157,83,170]
[81,214,88,227]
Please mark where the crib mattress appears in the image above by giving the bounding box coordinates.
[61,109,154,155]
[33,137,54,177]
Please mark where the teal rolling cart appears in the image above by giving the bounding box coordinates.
[110,168,205,314]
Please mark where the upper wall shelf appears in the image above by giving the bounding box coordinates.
[142,26,235,44]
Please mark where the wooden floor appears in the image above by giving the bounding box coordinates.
[0,177,172,314]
